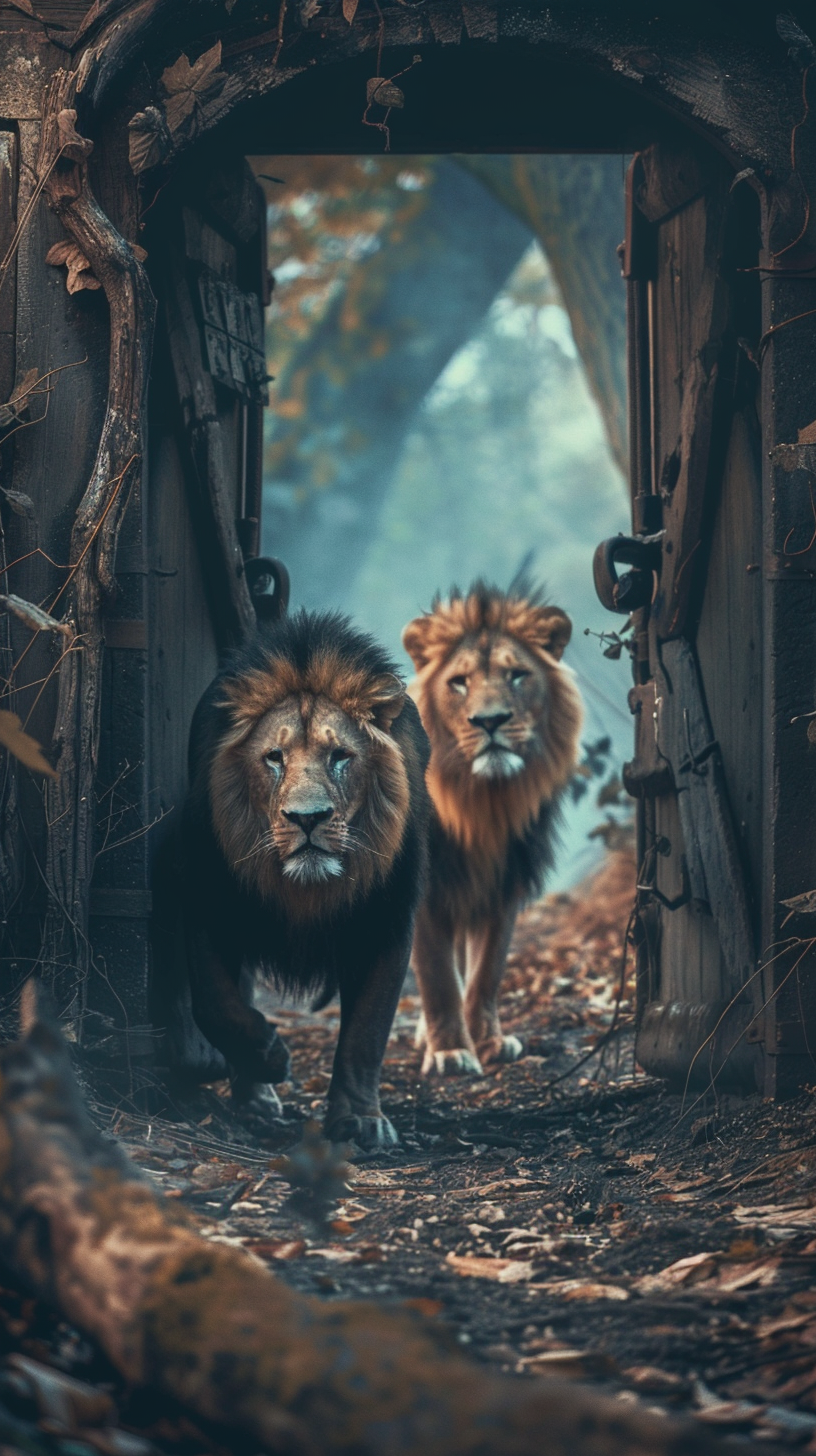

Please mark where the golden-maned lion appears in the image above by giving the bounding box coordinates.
[402,580,583,1076]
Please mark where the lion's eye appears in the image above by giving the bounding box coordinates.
[509,669,530,687]
[264,749,284,776]
[448,676,468,696]
[329,748,353,774]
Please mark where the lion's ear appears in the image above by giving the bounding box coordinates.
[401,615,434,670]
[531,606,572,660]
[369,675,406,732]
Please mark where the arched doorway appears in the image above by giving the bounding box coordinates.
[2,4,815,1100]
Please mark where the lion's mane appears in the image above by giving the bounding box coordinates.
[407,581,583,921]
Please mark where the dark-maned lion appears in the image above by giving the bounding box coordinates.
[402,580,583,1076]
[182,610,430,1148]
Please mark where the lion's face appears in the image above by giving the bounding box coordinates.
[426,633,549,781]
[209,652,411,915]
[402,586,582,854]
[240,696,382,884]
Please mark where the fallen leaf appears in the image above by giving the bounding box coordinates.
[520,1349,617,1380]
[626,1152,656,1169]
[6,0,35,15]
[0,594,72,637]
[244,1239,306,1260]
[635,1251,719,1294]
[342,0,359,21]
[0,712,56,777]
[160,42,227,136]
[714,1258,779,1293]
[446,1253,534,1283]
[798,420,816,445]
[534,1278,630,1302]
[625,1365,686,1394]
[734,1203,816,1230]
[45,240,101,294]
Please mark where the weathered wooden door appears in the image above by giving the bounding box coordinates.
[596,140,765,1092]
[144,147,271,1077]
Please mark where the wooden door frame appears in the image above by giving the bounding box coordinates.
[9,4,816,1091]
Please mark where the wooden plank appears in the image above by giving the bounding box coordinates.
[654,637,756,998]
[0,131,17,406]
[634,142,715,225]
[649,163,732,641]
[163,254,255,645]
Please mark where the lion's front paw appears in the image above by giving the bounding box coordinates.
[230,1079,285,1130]
[326,1112,398,1151]
[421,1047,484,1078]
[480,1033,525,1065]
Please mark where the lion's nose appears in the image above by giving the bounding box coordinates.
[469,710,512,735]
[283,806,334,837]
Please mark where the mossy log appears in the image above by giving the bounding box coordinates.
[0,1002,736,1456]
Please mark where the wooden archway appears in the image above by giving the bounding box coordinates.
[3,2,816,1096]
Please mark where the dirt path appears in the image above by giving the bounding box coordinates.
[3,848,816,1452]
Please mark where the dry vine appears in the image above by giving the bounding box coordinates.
[35,78,155,1000]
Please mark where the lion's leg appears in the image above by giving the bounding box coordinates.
[412,902,482,1077]
[325,942,407,1151]
[413,930,465,1050]
[187,925,290,1118]
[463,899,524,1065]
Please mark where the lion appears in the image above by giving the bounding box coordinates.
[402,579,583,1076]
[181,610,430,1149]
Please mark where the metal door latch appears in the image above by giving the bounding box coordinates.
[593,531,663,614]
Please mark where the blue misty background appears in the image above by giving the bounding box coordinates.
[255,156,631,888]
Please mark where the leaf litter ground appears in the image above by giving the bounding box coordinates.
[5,846,816,1453]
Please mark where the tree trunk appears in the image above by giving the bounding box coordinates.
[263,158,532,609]
[457,156,628,476]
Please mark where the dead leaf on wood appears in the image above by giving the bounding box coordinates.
[0,485,35,517]
[798,419,816,445]
[366,78,405,109]
[343,0,359,21]
[6,0,35,15]
[0,712,56,777]
[56,109,94,164]
[128,106,173,174]
[445,1253,534,1283]
[45,241,101,294]
[780,889,816,916]
[160,42,228,137]
[0,594,72,638]
[0,367,40,429]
